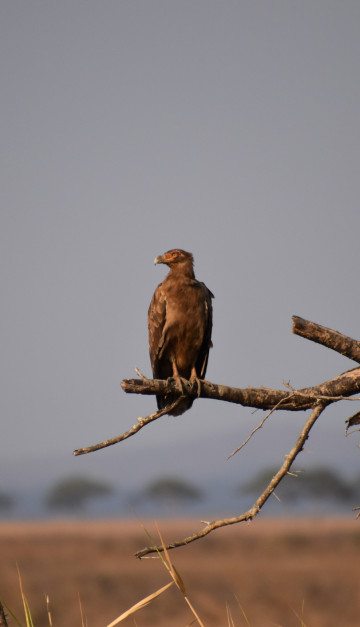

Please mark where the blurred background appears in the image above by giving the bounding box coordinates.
[1,0,360,520]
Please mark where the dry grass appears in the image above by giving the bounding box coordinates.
[0,518,359,626]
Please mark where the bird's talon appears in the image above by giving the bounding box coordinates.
[190,377,201,397]
[166,376,187,397]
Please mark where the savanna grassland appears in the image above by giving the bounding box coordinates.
[1,518,360,626]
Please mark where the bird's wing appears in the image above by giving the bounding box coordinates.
[148,283,167,377]
[196,283,214,379]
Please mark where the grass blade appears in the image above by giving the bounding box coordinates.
[155,523,205,627]
[17,566,34,627]
[106,581,174,626]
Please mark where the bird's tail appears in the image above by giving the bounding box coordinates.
[156,394,194,416]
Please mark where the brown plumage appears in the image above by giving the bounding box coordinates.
[148,249,214,416]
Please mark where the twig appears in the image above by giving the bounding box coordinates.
[135,403,325,557]
[282,379,360,403]
[135,367,147,379]
[73,396,186,456]
[345,410,360,435]
[227,394,296,459]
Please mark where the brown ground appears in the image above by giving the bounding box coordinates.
[0,517,359,627]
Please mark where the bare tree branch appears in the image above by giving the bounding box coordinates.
[74,368,360,456]
[345,410,360,434]
[73,396,187,456]
[292,316,360,363]
[74,317,360,457]
[73,315,360,556]
[135,402,326,558]
[121,366,360,411]
[227,394,296,459]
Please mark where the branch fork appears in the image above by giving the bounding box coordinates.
[73,315,360,555]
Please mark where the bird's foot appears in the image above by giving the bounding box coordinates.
[190,375,202,397]
[167,376,189,396]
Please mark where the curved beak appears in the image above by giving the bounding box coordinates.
[154,255,164,265]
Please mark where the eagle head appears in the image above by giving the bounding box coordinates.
[154,249,194,267]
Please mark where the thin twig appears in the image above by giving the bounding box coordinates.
[135,403,325,557]
[227,394,296,459]
[135,367,147,379]
[73,396,186,456]
[282,379,360,403]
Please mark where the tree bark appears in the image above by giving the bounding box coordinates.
[121,317,360,411]
[292,315,360,363]
[121,366,360,411]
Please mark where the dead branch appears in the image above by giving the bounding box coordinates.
[74,317,360,457]
[135,402,325,558]
[74,367,360,457]
[121,366,360,411]
[122,316,360,410]
[73,315,360,556]
[345,410,360,434]
[227,394,295,459]
[292,316,360,363]
[73,396,186,456]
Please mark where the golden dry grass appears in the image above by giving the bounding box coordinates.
[1,517,360,626]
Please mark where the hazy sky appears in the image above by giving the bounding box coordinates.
[1,2,360,505]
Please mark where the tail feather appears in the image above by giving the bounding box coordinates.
[156,394,194,416]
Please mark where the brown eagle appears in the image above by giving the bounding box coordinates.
[148,249,214,416]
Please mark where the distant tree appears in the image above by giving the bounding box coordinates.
[350,474,360,501]
[46,475,113,509]
[143,476,203,505]
[0,491,13,510]
[238,466,354,502]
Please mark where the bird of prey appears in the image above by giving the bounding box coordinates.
[148,249,214,415]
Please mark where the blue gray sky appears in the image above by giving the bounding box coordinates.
[1,2,360,506]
